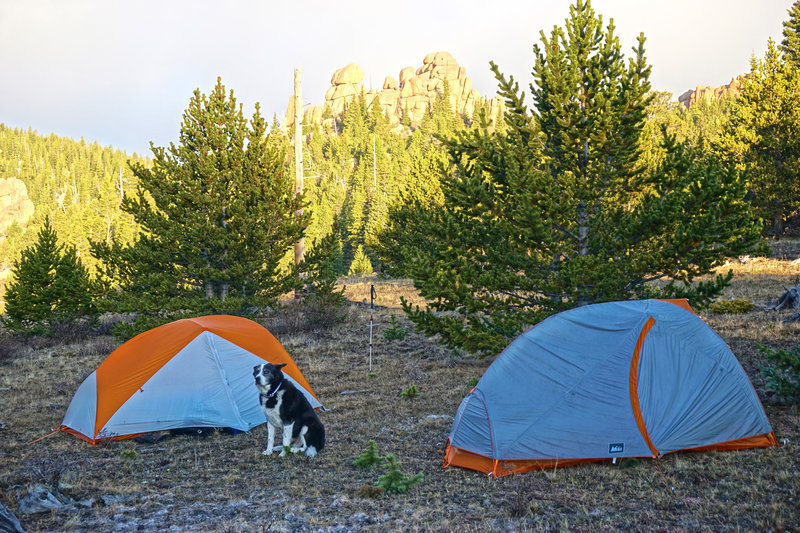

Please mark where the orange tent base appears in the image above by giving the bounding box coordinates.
[59,425,146,445]
[443,432,779,477]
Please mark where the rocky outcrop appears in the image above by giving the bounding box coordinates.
[0,178,34,241]
[678,77,742,109]
[285,51,505,132]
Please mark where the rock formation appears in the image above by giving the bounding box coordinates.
[0,177,34,241]
[678,77,742,109]
[285,51,505,132]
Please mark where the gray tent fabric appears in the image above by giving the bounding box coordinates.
[445,300,775,476]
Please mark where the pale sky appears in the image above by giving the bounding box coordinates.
[0,0,791,156]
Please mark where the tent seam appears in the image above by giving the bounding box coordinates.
[207,332,249,431]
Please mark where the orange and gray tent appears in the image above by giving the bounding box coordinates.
[61,315,321,444]
[443,299,777,477]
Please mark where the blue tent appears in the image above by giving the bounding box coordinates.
[444,300,777,476]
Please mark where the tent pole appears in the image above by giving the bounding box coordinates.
[369,284,376,371]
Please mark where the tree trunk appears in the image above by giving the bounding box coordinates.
[577,200,590,307]
[205,281,215,300]
[220,282,229,301]
[294,67,305,269]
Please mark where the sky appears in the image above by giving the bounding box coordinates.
[0,0,792,156]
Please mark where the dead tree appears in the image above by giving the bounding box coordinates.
[766,285,800,322]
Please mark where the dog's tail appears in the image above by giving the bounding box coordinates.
[305,424,325,457]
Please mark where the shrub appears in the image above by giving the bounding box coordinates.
[709,298,755,314]
[267,297,351,337]
[353,441,423,496]
[383,314,408,341]
[758,343,800,403]
[401,384,419,402]
[376,454,423,495]
[353,440,382,468]
[356,484,385,498]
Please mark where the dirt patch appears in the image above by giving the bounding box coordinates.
[1,246,799,532]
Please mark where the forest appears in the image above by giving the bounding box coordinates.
[1,0,800,353]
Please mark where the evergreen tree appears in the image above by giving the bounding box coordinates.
[91,78,307,315]
[3,216,61,328]
[381,0,760,355]
[300,218,346,306]
[720,39,800,235]
[782,1,800,67]
[348,244,374,276]
[3,216,96,331]
[51,244,96,321]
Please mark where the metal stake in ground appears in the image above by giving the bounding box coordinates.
[369,284,376,371]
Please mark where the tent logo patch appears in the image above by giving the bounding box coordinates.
[609,443,624,454]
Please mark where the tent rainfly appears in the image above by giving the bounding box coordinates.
[62,315,321,444]
[443,299,778,476]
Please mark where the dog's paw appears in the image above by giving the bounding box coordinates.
[262,448,274,456]
[278,449,287,457]
[305,446,318,458]
[290,446,303,453]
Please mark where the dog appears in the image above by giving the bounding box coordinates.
[253,362,325,457]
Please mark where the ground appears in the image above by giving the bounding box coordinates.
[0,248,799,532]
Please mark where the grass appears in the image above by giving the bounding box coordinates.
[0,244,799,531]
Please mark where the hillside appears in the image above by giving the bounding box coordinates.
[0,125,145,306]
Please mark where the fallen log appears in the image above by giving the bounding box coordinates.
[766,285,800,321]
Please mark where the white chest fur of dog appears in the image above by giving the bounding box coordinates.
[262,390,285,429]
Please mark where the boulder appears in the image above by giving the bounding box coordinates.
[304,105,323,125]
[291,51,505,129]
[398,67,415,86]
[379,89,399,104]
[423,51,457,66]
[0,178,34,239]
[408,77,428,96]
[383,76,398,90]
[331,64,364,85]
[331,83,360,100]
[432,64,461,80]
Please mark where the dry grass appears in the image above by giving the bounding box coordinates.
[1,244,799,532]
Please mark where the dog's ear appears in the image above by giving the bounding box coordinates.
[276,363,287,370]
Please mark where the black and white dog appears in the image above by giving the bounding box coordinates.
[253,363,324,457]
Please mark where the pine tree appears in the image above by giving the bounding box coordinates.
[3,216,61,329]
[720,39,800,235]
[300,218,345,306]
[782,1,800,67]
[348,244,374,276]
[3,216,96,331]
[380,0,760,355]
[91,78,307,315]
[52,244,96,321]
